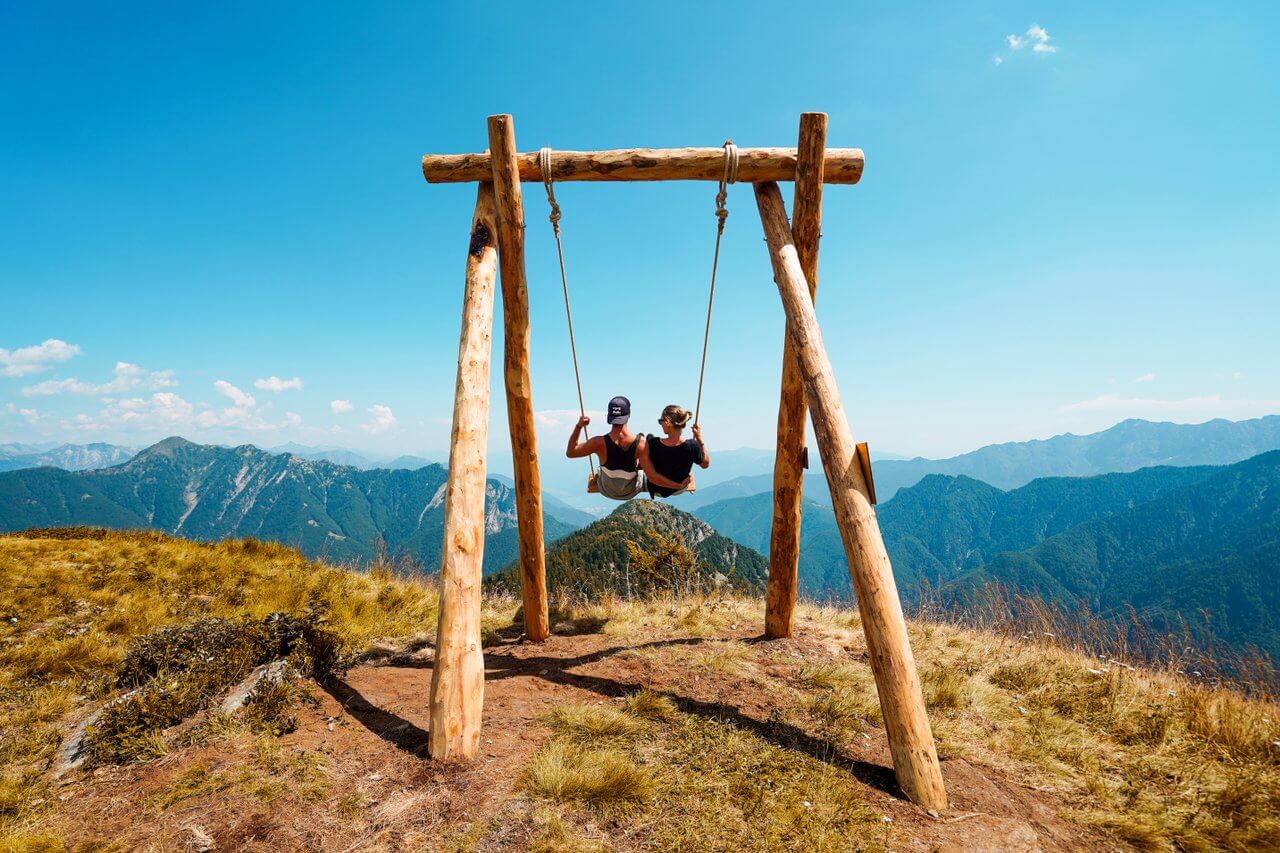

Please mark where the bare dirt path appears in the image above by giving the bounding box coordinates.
[52,619,1114,851]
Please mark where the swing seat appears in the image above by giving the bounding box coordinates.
[588,471,696,496]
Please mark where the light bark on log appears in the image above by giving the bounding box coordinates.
[429,182,498,760]
[755,181,948,811]
[765,112,827,640]
[487,114,549,643]
[423,147,863,185]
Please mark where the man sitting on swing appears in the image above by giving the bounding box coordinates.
[566,396,688,500]
[640,404,710,498]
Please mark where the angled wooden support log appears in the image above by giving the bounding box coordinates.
[754,180,948,811]
[429,182,498,760]
[765,111,827,640]
[423,147,863,184]
[487,114,550,643]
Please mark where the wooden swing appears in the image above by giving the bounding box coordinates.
[420,114,947,812]
[538,144,732,498]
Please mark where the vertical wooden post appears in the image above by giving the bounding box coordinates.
[755,181,948,811]
[429,183,499,760]
[487,114,550,642]
[765,112,827,639]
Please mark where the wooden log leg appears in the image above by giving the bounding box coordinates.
[755,181,948,811]
[765,112,827,639]
[488,114,549,642]
[429,183,499,760]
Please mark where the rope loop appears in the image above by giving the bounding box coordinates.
[539,147,563,233]
[714,140,738,232]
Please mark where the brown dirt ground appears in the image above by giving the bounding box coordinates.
[45,617,1119,852]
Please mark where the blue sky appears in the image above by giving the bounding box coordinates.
[3,1,1278,465]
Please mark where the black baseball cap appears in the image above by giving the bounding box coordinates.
[607,396,631,425]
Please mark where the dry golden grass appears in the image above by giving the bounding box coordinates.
[3,531,1278,851]
[522,741,655,808]
[0,529,437,849]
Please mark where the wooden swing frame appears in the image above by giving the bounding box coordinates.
[420,113,947,811]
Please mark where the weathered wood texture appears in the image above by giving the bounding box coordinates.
[423,146,863,185]
[487,114,550,643]
[765,112,827,640]
[429,182,498,760]
[754,181,948,811]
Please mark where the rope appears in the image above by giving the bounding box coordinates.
[693,140,737,426]
[540,147,595,477]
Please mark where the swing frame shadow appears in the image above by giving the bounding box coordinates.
[420,113,949,812]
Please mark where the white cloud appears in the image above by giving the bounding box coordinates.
[996,24,1058,64]
[65,392,199,432]
[330,399,353,414]
[1062,393,1280,419]
[21,362,176,396]
[254,376,303,393]
[213,380,256,410]
[534,409,604,430]
[285,412,303,427]
[360,404,397,434]
[1134,373,1155,383]
[0,339,82,377]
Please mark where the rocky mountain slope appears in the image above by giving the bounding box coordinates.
[0,441,138,472]
[0,437,579,572]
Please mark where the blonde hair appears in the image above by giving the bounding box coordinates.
[660,405,692,429]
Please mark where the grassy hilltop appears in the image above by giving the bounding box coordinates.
[1,530,1277,851]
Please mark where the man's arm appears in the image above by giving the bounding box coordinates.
[692,424,710,469]
[637,438,690,490]
[566,415,603,460]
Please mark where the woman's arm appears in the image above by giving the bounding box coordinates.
[566,415,603,460]
[692,424,710,469]
[637,438,690,490]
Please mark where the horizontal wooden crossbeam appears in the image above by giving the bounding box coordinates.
[421,146,864,185]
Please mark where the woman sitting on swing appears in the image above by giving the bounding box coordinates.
[640,404,710,498]
[566,396,688,500]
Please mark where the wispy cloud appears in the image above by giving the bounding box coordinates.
[254,376,303,393]
[22,362,176,396]
[1062,393,1280,419]
[330,399,353,414]
[213,380,256,410]
[0,339,81,377]
[360,404,397,434]
[1134,373,1155,383]
[534,409,604,430]
[995,23,1058,65]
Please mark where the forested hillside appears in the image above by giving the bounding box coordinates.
[487,500,768,597]
[952,451,1280,656]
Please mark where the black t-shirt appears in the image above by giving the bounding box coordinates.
[645,436,703,497]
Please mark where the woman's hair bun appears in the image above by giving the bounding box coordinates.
[661,404,692,429]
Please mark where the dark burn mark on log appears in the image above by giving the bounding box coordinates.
[469,220,492,258]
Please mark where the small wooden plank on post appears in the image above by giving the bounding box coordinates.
[423,146,863,185]
[487,114,550,643]
[755,180,948,811]
[765,111,827,640]
[428,182,499,760]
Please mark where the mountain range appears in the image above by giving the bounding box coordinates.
[0,442,138,473]
[0,438,583,573]
[669,414,1280,510]
[695,452,1280,656]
